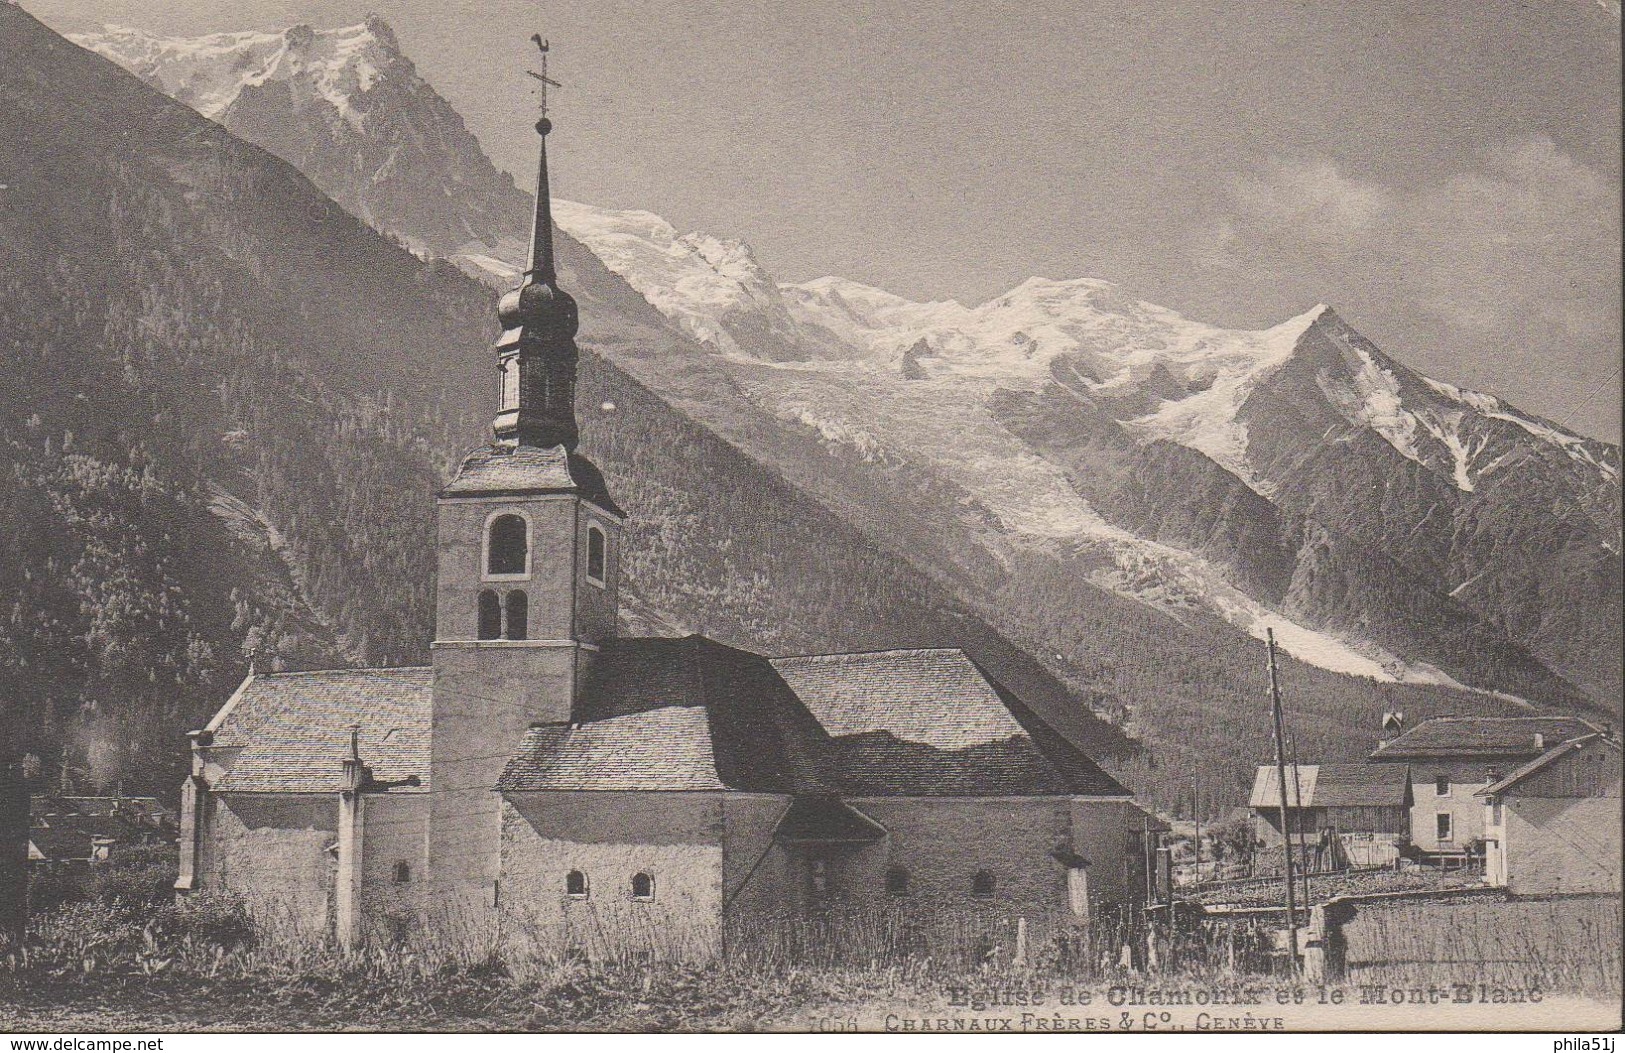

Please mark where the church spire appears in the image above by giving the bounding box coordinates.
[492,38,579,450]
[526,116,559,283]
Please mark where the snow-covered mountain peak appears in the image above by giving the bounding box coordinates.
[71,20,404,127]
[1306,311,1620,491]
[551,198,808,361]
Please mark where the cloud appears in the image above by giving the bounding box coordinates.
[1227,158,1391,244]
[1194,139,1621,438]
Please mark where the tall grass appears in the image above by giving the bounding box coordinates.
[4,864,1619,1030]
[1343,895,1622,998]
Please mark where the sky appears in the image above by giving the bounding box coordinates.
[29,0,1625,441]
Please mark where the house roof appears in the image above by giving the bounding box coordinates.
[1477,734,1621,797]
[28,825,97,862]
[1369,716,1601,762]
[1249,764,1411,809]
[440,443,622,515]
[25,814,142,861]
[206,668,432,794]
[30,795,164,817]
[499,637,1130,798]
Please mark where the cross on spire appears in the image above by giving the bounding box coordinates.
[526,34,561,118]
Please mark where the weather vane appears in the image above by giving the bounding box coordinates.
[526,34,561,118]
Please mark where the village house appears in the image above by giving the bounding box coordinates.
[174,108,1157,958]
[1478,732,1621,895]
[1248,763,1412,869]
[1368,716,1603,866]
[27,799,169,868]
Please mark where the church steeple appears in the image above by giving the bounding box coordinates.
[492,97,579,450]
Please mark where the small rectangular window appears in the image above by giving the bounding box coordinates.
[1436,812,1453,842]
[1434,774,1451,797]
[1491,801,1502,826]
[500,360,519,410]
[586,525,607,584]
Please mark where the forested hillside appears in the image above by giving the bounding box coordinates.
[0,4,493,791]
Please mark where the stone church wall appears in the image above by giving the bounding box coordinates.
[204,793,335,944]
[358,793,430,938]
[201,791,429,946]
[832,797,1074,912]
[499,791,731,961]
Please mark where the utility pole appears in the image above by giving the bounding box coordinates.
[1266,629,1299,969]
[1192,773,1202,889]
[1287,723,1312,912]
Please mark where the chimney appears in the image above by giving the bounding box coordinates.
[1533,733,1544,750]
[341,724,365,793]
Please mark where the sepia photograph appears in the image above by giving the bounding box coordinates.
[0,0,1620,1038]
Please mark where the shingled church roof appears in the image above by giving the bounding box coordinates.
[498,636,835,794]
[205,668,432,794]
[771,649,1131,797]
[201,639,1130,801]
[499,637,1130,798]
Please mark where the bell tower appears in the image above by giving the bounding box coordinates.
[426,70,624,913]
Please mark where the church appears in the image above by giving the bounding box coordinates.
[173,107,1157,960]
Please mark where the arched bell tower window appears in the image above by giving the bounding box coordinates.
[505,590,528,641]
[477,590,502,640]
[565,870,588,898]
[631,872,654,901]
[586,524,607,585]
[486,513,529,578]
[885,866,910,897]
[971,870,996,899]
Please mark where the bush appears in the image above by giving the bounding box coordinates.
[26,842,178,913]
[149,893,256,952]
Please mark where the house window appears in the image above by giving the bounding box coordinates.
[504,590,528,641]
[1434,774,1451,797]
[487,513,528,577]
[971,870,995,899]
[393,861,411,884]
[477,590,502,640]
[631,872,654,901]
[1436,813,1453,842]
[586,524,606,584]
[884,866,910,896]
[565,870,588,898]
